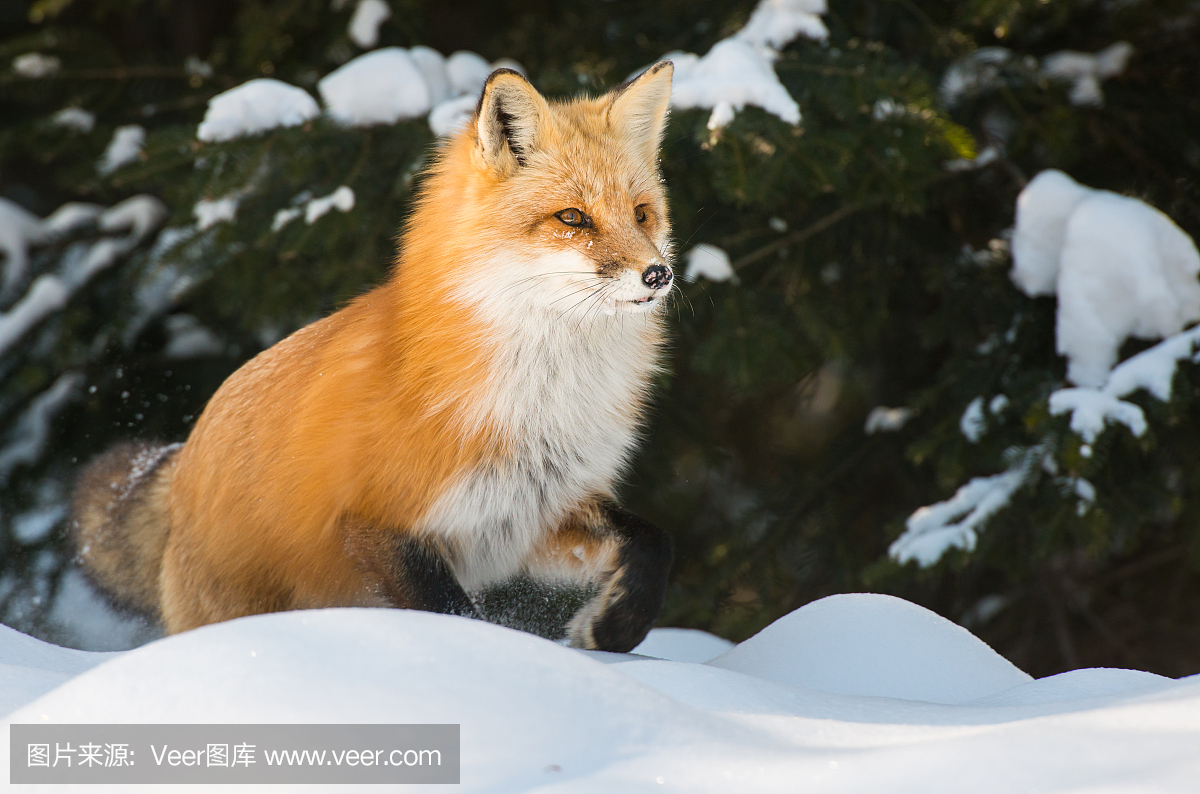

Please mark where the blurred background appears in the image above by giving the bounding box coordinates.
[1,0,1199,677]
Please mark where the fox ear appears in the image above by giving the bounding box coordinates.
[475,69,549,172]
[608,60,673,162]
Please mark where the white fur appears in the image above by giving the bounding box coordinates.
[415,249,666,590]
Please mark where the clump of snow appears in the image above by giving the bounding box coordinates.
[969,667,1171,707]
[960,396,986,442]
[0,372,84,484]
[709,594,1030,703]
[12,53,60,78]
[428,94,478,137]
[193,195,240,231]
[446,50,492,96]
[318,48,432,126]
[50,107,94,133]
[39,202,103,239]
[988,394,1009,415]
[684,243,735,282]
[637,0,827,130]
[1012,169,1200,388]
[891,446,1043,567]
[632,628,734,663]
[1048,322,1200,444]
[734,0,828,51]
[98,195,168,241]
[163,314,224,358]
[669,39,801,129]
[939,47,1016,108]
[271,207,302,232]
[410,46,451,105]
[11,505,65,545]
[945,144,1000,172]
[184,55,213,80]
[348,0,391,49]
[196,79,320,143]
[1042,42,1133,107]
[305,186,355,224]
[96,125,145,175]
[0,276,70,358]
[864,406,913,433]
[0,198,44,296]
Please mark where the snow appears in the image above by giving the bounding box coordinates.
[3,593,1198,792]
[734,0,828,51]
[669,39,802,129]
[411,46,451,105]
[304,185,355,224]
[632,627,734,663]
[638,0,827,130]
[196,78,320,143]
[39,202,103,239]
[0,276,70,359]
[0,198,44,295]
[348,0,391,49]
[1042,42,1133,107]
[318,47,432,126]
[864,406,913,433]
[891,447,1042,567]
[163,314,224,358]
[99,194,168,241]
[429,94,479,137]
[96,124,145,175]
[709,594,1030,703]
[959,395,986,442]
[1012,169,1200,388]
[0,372,83,484]
[12,52,60,78]
[11,504,65,545]
[988,394,1009,414]
[50,107,94,133]
[193,195,240,230]
[446,50,492,96]
[939,47,1027,108]
[684,243,735,282]
[1048,322,1200,444]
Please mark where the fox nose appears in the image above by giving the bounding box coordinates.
[642,264,672,290]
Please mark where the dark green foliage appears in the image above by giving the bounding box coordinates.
[2,0,1200,674]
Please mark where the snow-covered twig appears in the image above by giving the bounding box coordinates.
[0,372,84,484]
[890,447,1043,567]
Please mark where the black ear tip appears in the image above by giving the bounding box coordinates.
[647,60,674,75]
[485,67,528,86]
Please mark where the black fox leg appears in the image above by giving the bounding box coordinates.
[344,521,479,618]
[525,499,673,652]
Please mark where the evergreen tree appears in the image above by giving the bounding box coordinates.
[1,0,1198,675]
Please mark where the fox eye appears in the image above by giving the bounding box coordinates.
[556,208,587,227]
[634,205,648,224]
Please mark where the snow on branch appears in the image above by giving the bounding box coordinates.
[197,79,319,143]
[640,0,827,131]
[890,447,1043,568]
[1012,170,1200,389]
[1049,322,1200,444]
[0,372,84,484]
[1042,42,1132,107]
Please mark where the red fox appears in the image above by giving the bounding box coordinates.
[71,63,677,651]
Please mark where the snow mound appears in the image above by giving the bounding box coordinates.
[4,595,1200,791]
[429,94,478,137]
[197,78,319,143]
[670,39,801,129]
[971,667,1172,707]
[319,47,432,126]
[633,627,734,663]
[446,50,492,96]
[1012,169,1200,388]
[708,594,1031,703]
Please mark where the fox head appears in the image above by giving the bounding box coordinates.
[409,62,675,320]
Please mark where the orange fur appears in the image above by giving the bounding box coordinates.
[78,63,677,635]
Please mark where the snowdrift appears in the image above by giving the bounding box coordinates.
[3,593,1196,792]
